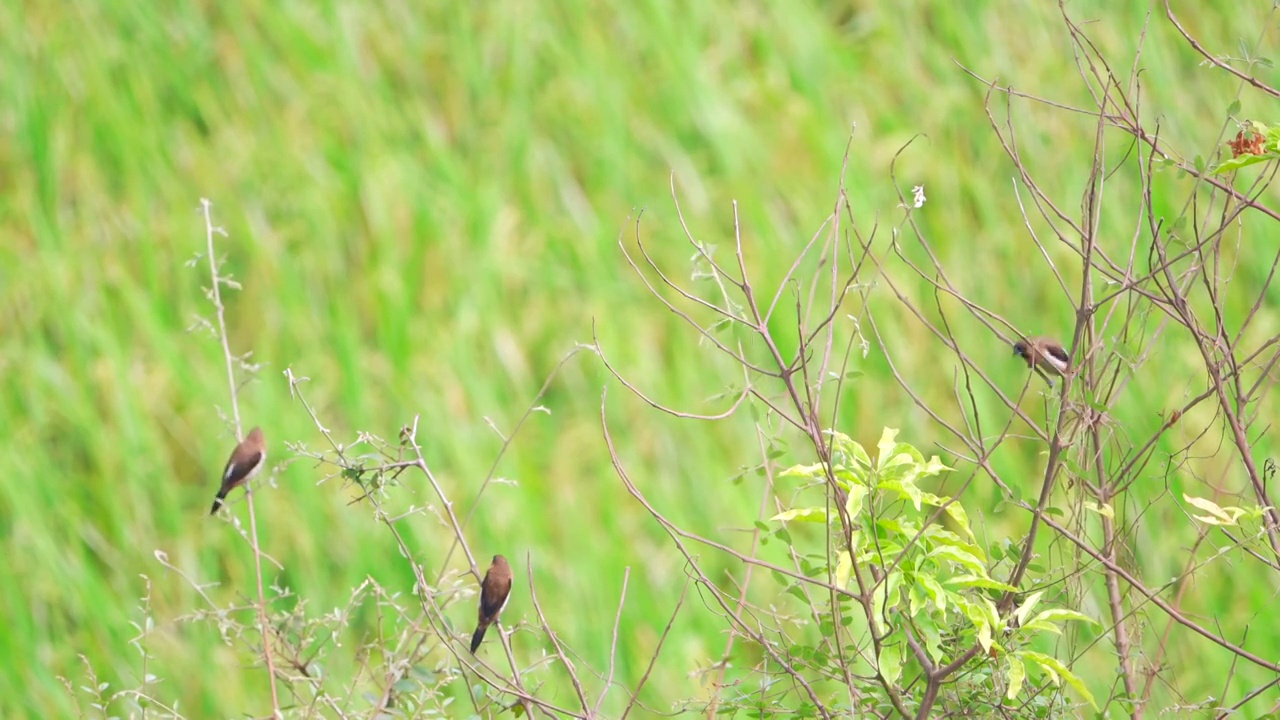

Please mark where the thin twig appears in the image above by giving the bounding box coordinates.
[200,198,281,718]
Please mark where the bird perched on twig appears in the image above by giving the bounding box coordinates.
[470,555,513,653]
[210,426,267,515]
[1012,337,1070,386]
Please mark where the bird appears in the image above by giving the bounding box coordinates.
[209,426,267,515]
[1012,337,1070,385]
[470,555,513,653]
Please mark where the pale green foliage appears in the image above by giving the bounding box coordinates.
[1182,494,1267,526]
[774,428,1100,713]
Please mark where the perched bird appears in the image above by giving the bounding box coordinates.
[470,555,513,653]
[1012,337,1070,385]
[209,426,267,515]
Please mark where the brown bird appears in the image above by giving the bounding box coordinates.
[209,426,267,515]
[1012,337,1070,385]
[470,555,513,653]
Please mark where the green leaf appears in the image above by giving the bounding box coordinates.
[1227,99,1241,116]
[872,571,903,622]
[919,574,948,619]
[878,643,903,687]
[1212,153,1274,174]
[920,455,953,477]
[855,540,903,564]
[916,617,947,661]
[834,550,852,589]
[878,478,924,511]
[779,463,824,480]
[945,575,1018,592]
[1026,608,1098,627]
[966,600,993,652]
[770,507,828,523]
[920,618,944,663]
[929,545,987,575]
[1022,620,1062,635]
[1183,494,1248,526]
[875,427,901,470]
[943,499,974,539]
[1020,651,1097,710]
[1266,124,1280,147]
[1083,501,1113,519]
[876,516,918,538]
[1006,656,1026,700]
[920,526,984,559]
[919,523,961,543]
[908,582,926,617]
[1013,591,1043,628]
[844,483,868,520]
[844,438,874,474]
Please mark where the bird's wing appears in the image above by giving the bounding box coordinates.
[224,451,264,483]
[479,575,512,621]
[1043,343,1070,365]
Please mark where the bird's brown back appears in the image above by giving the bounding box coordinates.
[478,555,513,623]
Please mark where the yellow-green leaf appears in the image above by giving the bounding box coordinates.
[1020,651,1097,710]
[1013,591,1044,628]
[963,599,994,652]
[930,545,987,575]
[921,455,953,476]
[779,463,825,480]
[835,550,852,589]
[943,501,974,540]
[876,428,900,470]
[878,643,903,687]
[879,478,924,511]
[1022,620,1062,635]
[846,441,873,473]
[1183,494,1247,526]
[845,483,868,520]
[770,507,828,523]
[908,583,925,617]
[945,575,1018,592]
[1005,656,1026,700]
[872,571,902,623]
[1026,608,1098,627]
[1212,153,1275,175]
[920,575,948,619]
[1083,501,1114,519]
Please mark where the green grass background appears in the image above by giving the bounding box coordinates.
[3,0,1280,716]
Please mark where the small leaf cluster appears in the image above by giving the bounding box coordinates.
[772,428,1099,714]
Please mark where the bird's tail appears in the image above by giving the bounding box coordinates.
[209,490,229,515]
[470,623,489,653]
